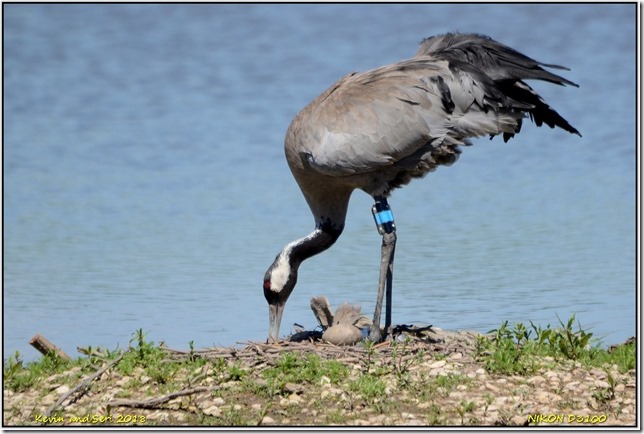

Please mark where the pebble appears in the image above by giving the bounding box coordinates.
[115,377,131,387]
[284,383,302,394]
[563,381,580,391]
[288,393,302,404]
[429,360,447,369]
[55,385,70,395]
[594,380,610,388]
[527,376,545,385]
[203,406,221,417]
[589,368,607,379]
[485,384,500,393]
[368,414,387,424]
[260,416,275,425]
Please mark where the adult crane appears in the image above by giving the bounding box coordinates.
[263,32,581,343]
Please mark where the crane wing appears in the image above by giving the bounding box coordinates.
[416,33,581,137]
[415,32,578,85]
[292,57,525,177]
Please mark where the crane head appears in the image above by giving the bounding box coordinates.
[263,254,297,342]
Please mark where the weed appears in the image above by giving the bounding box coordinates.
[456,400,476,424]
[226,362,248,382]
[592,372,617,404]
[361,339,376,374]
[425,403,445,425]
[261,352,349,396]
[325,409,346,424]
[391,336,423,389]
[4,350,71,392]
[475,314,631,375]
[347,375,387,411]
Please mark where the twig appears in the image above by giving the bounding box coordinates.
[45,352,126,417]
[107,386,217,410]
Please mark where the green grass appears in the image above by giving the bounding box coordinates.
[262,352,349,386]
[3,350,73,392]
[4,321,635,426]
[474,314,635,375]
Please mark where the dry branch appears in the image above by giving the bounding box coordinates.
[45,352,126,417]
[29,334,71,360]
[107,386,218,410]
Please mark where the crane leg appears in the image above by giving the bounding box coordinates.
[369,196,397,342]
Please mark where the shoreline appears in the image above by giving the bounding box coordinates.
[3,327,637,427]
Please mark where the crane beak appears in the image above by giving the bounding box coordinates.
[268,301,284,343]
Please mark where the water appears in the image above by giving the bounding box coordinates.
[4,4,636,360]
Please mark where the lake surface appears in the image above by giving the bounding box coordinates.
[4,4,637,360]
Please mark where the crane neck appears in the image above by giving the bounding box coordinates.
[286,224,343,268]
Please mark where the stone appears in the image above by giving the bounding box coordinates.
[562,380,579,391]
[115,377,131,387]
[590,368,607,379]
[284,382,302,394]
[260,416,275,425]
[55,385,70,395]
[485,383,500,393]
[429,360,447,369]
[527,376,545,385]
[203,406,221,417]
[594,380,610,389]
[511,415,527,426]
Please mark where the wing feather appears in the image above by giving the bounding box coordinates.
[286,32,579,183]
[291,58,522,177]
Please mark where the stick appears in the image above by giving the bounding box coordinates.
[45,352,125,417]
[29,334,71,360]
[107,386,217,410]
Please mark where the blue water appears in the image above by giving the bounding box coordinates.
[4,4,636,361]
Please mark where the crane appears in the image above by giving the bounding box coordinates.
[263,32,580,343]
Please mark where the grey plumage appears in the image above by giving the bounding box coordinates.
[415,33,582,139]
[263,32,580,343]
